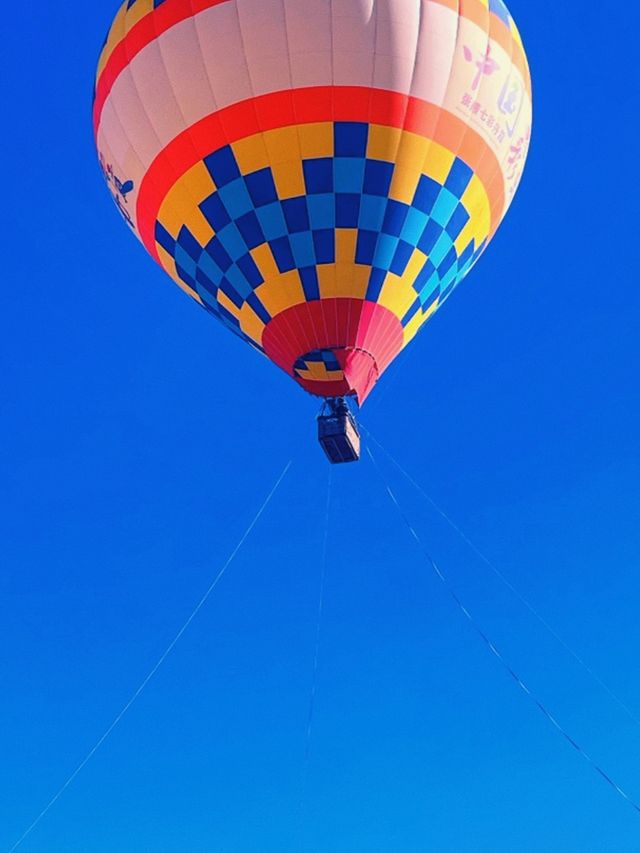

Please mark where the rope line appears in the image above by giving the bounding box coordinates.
[7,459,293,853]
[366,349,410,414]
[366,445,640,817]
[361,424,640,731]
[299,468,332,831]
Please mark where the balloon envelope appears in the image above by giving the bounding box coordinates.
[94,0,531,403]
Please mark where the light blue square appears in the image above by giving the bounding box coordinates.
[401,208,429,246]
[174,245,197,277]
[290,232,316,268]
[431,188,459,227]
[256,203,287,240]
[334,158,365,193]
[198,252,223,285]
[216,179,253,220]
[440,263,458,292]
[307,194,335,229]
[224,264,253,299]
[373,233,399,270]
[430,233,453,267]
[216,223,246,261]
[419,272,440,305]
[196,283,219,311]
[359,195,387,231]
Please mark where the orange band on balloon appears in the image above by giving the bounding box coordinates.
[136,86,505,262]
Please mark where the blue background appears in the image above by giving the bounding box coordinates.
[2,2,639,851]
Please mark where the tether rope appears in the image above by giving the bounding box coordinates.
[7,459,293,853]
[361,424,640,731]
[366,445,640,817]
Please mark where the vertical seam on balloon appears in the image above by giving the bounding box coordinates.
[332,20,373,383]
[257,5,314,362]
[126,7,210,301]
[189,0,219,116]
[463,1,516,273]
[148,2,229,321]
[475,4,520,227]
[120,1,167,152]
[100,78,155,237]
[334,3,356,373]
[327,0,339,350]
[227,0,273,348]
[478,5,515,184]
[399,0,461,352]
[435,0,493,293]
[282,0,327,363]
[353,0,380,395]
[419,3,506,320]
[187,2,239,326]
[148,6,207,209]
[369,0,401,272]
[106,0,185,229]
[391,0,424,366]
[374,308,402,373]
[372,313,397,379]
[234,0,306,365]
[333,6,353,356]
[497,19,531,208]
[401,0,425,148]
[340,0,378,386]
[118,21,174,193]
[321,0,336,353]
[97,0,128,91]
[104,95,201,303]
[382,300,405,364]
[103,0,162,193]
[95,126,146,247]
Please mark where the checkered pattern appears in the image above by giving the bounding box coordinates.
[154,122,485,351]
[95,0,531,404]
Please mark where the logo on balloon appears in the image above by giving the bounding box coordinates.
[463,44,500,91]
[99,153,135,230]
[505,127,531,196]
[498,79,524,138]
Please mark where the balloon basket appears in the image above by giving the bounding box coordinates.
[317,398,361,464]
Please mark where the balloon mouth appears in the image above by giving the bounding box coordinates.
[261,298,405,407]
[292,347,379,404]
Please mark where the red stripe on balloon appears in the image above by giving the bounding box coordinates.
[137,86,505,261]
[93,0,232,136]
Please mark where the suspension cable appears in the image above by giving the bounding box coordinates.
[361,424,640,730]
[7,459,293,853]
[366,445,640,816]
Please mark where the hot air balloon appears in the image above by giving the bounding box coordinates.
[94,0,531,462]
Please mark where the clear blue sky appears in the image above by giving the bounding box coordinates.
[2,2,640,851]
